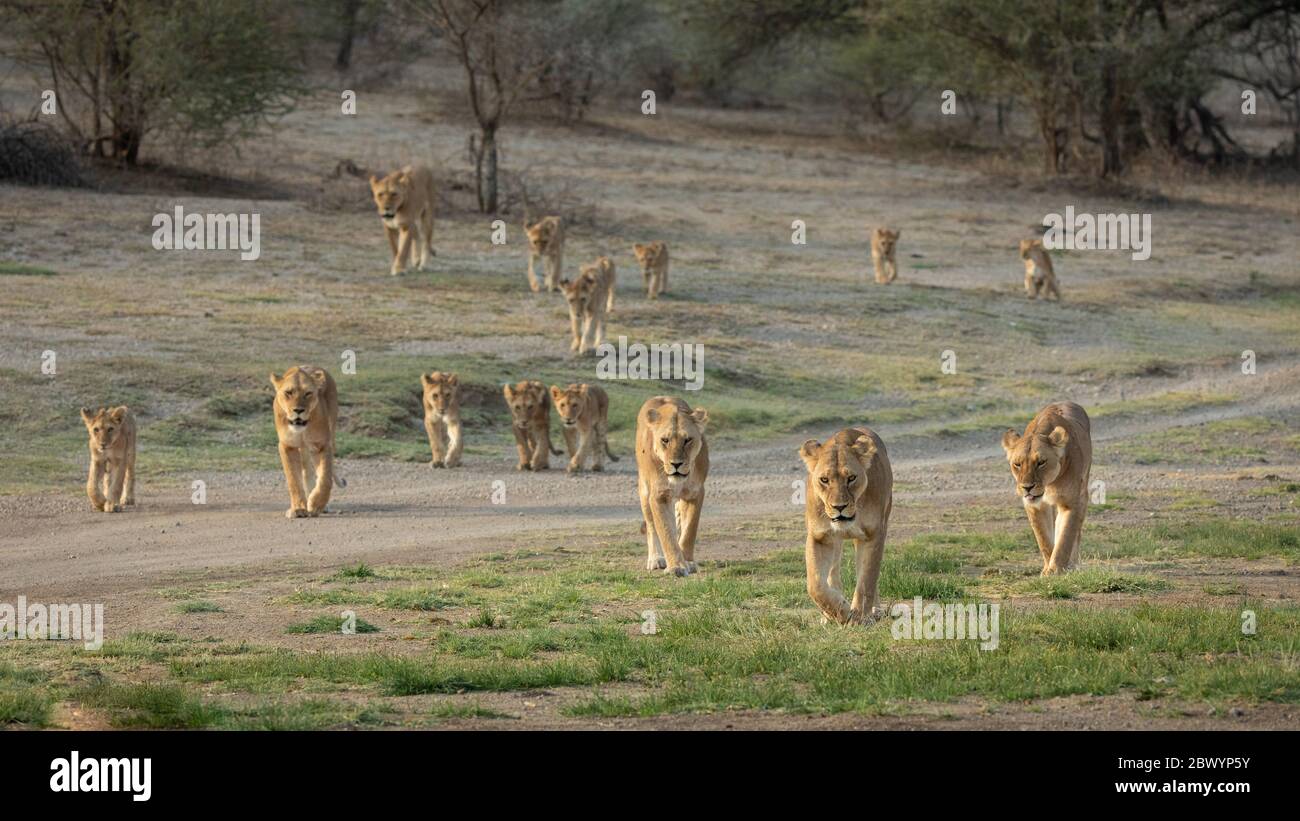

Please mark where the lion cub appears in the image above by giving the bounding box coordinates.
[1018,239,1061,300]
[421,371,462,468]
[80,406,137,513]
[1001,402,1092,575]
[632,241,669,299]
[799,428,893,624]
[503,380,563,471]
[369,165,436,276]
[270,366,345,518]
[550,383,619,473]
[560,257,614,355]
[870,227,900,284]
[636,396,709,576]
[525,215,565,292]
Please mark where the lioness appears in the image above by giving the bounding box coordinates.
[870,227,900,284]
[503,380,563,471]
[1018,239,1061,300]
[80,405,137,513]
[1001,402,1092,575]
[369,165,436,276]
[632,241,669,299]
[560,259,613,355]
[270,366,346,518]
[636,396,709,576]
[550,383,619,473]
[799,428,892,624]
[421,371,462,468]
[524,215,564,292]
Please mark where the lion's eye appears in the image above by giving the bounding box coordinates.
[106,428,114,433]
[93,427,100,432]
[1036,459,1046,467]
[684,438,692,446]
[819,477,829,485]
[1013,462,1022,469]
[304,392,313,399]
[660,437,669,446]
[847,475,856,483]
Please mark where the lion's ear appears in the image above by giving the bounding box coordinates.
[1047,425,1069,451]
[549,385,562,401]
[110,406,128,422]
[851,434,877,469]
[633,243,644,253]
[80,407,93,424]
[799,439,821,470]
[644,407,659,424]
[690,407,708,429]
[578,383,590,396]
[421,373,434,387]
[446,373,458,387]
[503,384,514,400]
[1001,429,1021,455]
[269,372,282,389]
[309,368,328,386]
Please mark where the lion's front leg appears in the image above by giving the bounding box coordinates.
[529,424,550,471]
[87,459,109,512]
[512,426,532,471]
[279,444,309,518]
[527,251,540,292]
[649,492,688,576]
[1024,500,1056,573]
[639,488,666,570]
[806,535,851,624]
[385,225,399,269]
[569,428,592,473]
[677,492,703,573]
[568,304,581,352]
[850,526,887,624]
[307,446,333,516]
[443,419,462,468]
[393,226,413,275]
[1047,501,1086,574]
[872,253,885,284]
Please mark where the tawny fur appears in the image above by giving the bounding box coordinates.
[1001,402,1092,575]
[369,165,436,276]
[799,428,893,624]
[1019,239,1061,300]
[503,380,563,471]
[525,216,565,292]
[80,405,137,513]
[561,259,613,355]
[870,227,900,284]
[421,371,462,468]
[550,383,619,473]
[635,396,709,577]
[269,366,345,519]
[632,241,669,299]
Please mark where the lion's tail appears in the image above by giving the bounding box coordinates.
[334,446,347,488]
[604,440,619,462]
[549,444,564,456]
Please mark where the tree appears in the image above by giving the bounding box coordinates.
[408,0,550,213]
[0,0,304,165]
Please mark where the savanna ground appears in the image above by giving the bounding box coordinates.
[1,56,1298,730]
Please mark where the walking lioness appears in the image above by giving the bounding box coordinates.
[632,241,669,299]
[80,405,137,512]
[1001,402,1092,575]
[270,366,345,518]
[369,165,436,276]
[636,396,709,577]
[560,259,613,355]
[1018,239,1061,300]
[550,383,619,472]
[421,371,462,468]
[503,380,563,471]
[525,215,564,292]
[870,227,900,284]
[799,427,893,624]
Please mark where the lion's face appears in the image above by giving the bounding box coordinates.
[81,407,127,453]
[271,368,326,430]
[525,221,553,252]
[633,243,658,267]
[645,404,707,481]
[550,384,587,428]
[1001,426,1069,501]
[1019,239,1041,260]
[504,381,545,426]
[422,371,459,415]
[800,435,876,528]
[561,270,599,313]
[874,229,899,256]
[369,172,409,219]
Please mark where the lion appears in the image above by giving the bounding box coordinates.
[560,259,613,355]
[799,428,893,625]
[503,380,563,471]
[1001,402,1092,575]
[524,215,564,292]
[632,241,669,299]
[550,383,619,473]
[870,227,900,284]
[369,165,436,276]
[269,366,346,518]
[421,371,462,468]
[1019,239,1061,300]
[80,405,137,513]
[636,396,709,576]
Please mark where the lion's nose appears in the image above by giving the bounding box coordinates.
[832,503,848,512]
[1021,483,1035,491]
[671,461,683,469]
[294,407,306,414]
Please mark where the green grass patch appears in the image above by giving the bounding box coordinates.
[285,615,380,634]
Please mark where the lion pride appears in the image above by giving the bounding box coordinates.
[1001,402,1092,575]
[269,366,345,518]
[635,396,709,576]
[799,427,893,624]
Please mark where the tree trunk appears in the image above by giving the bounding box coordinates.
[1098,62,1123,177]
[478,124,498,213]
[335,0,363,71]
